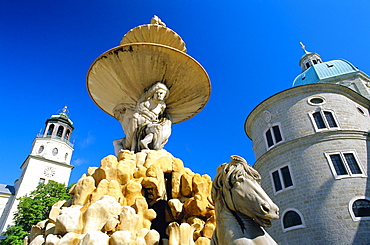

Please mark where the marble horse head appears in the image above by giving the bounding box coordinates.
[211,155,279,245]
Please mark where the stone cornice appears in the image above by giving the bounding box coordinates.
[245,83,370,139]
[20,155,74,170]
[253,129,369,169]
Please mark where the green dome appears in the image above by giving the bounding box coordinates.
[293,59,358,87]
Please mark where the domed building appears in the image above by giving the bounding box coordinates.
[245,46,370,244]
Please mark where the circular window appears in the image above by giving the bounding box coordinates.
[310,98,323,104]
[357,107,366,116]
[38,145,44,154]
[52,148,58,156]
[308,96,326,106]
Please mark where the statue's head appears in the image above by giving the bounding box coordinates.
[212,155,279,227]
[144,82,170,101]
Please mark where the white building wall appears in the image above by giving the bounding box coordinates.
[0,137,73,233]
[0,195,11,222]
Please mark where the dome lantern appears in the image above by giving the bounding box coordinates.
[299,43,323,72]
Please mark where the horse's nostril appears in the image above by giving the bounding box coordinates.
[261,203,270,213]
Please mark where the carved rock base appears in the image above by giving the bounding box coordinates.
[26,150,215,245]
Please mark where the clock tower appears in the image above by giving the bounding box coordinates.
[0,106,74,233]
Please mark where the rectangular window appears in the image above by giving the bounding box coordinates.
[281,166,293,187]
[311,110,338,131]
[266,129,274,148]
[330,154,347,175]
[272,125,282,143]
[272,171,282,192]
[326,152,365,179]
[264,124,284,149]
[324,112,337,127]
[271,164,294,194]
[344,153,362,174]
[313,112,326,129]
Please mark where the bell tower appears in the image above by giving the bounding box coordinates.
[0,107,74,233]
[33,106,74,166]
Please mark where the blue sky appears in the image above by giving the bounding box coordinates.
[2,0,370,185]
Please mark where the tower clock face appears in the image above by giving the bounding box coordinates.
[52,148,58,156]
[44,167,56,177]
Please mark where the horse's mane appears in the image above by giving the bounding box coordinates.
[212,155,261,203]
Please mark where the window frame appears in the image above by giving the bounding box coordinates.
[324,151,366,179]
[307,96,325,106]
[349,196,370,221]
[270,163,295,195]
[309,109,339,132]
[264,123,284,150]
[281,208,305,232]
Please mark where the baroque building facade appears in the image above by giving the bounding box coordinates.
[0,108,74,235]
[245,48,370,244]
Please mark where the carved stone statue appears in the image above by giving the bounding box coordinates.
[150,15,166,26]
[87,16,211,154]
[114,82,172,152]
[211,155,279,245]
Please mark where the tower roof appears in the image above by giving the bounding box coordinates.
[45,106,74,129]
[0,184,15,195]
[293,59,359,87]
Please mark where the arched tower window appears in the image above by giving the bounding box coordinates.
[65,129,71,140]
[349,197,370,221]
[57,126,64,137]
[47,124,55,136]
[353,200,370,217]
[282,209,305,232]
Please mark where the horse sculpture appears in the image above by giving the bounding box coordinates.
[211,155,279,245]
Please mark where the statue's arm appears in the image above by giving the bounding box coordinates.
[138,101,157,121]
[113,104,126,121]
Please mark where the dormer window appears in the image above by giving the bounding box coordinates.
[305,62,310,69]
